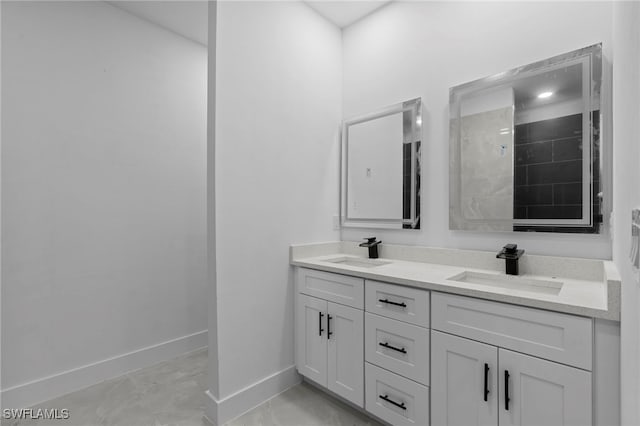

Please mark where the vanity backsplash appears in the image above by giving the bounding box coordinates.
[290,240,620,320]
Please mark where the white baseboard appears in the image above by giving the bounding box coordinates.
[1,330,208,409]
[204,366,301,425]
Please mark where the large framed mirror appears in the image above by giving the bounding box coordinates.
[341,98,422,229]
[449,44,604,233]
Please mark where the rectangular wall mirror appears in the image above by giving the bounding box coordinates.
[449,44,604,233]
[341,98,422,229]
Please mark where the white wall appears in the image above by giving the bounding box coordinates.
[207,1,341,423]
[206,0,220,409]
[342,1,613,259]
[1,1,207,407]
[612,2,640,425]
[0,0,3,413]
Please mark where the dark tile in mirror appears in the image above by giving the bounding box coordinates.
[515,185,552,205]
[526,159,583,185]
[515,166,527,186]
[515,141,552,166]
[553,183,583,205]
[552,137,583,161]
[523,113,583,143]
[528,205,582,220]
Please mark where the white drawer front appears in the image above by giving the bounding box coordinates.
[365,280,430,327]
[365,313,429,385]
[432,292,593,370]
[297,268,364,309]
[365,362,429,426]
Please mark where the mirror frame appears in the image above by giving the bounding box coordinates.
[449,43,604,233]
[341,98,422,229]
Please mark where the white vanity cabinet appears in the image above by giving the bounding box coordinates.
[295,269,364,407]
[431,292,593,426]
[364,280,431,426]
[294,264,618,426]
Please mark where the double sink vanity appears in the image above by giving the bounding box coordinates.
[291,241,620,426]
[306,41,618,425]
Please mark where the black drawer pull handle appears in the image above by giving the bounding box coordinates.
[318,312,324,337]
[504,370,510,411]
[484,363,489,402]
[379,342,407,354]
[327,315,333,340]
[379,394,406,410]
[378,298,407,308]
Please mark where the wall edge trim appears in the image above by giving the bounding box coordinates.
[204,366,301,425]
[1,330,208,409]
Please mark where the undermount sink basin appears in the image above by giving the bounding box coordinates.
[325,256,391,269]
[447,271,563,295]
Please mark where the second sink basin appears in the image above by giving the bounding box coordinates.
[447,271,563,295]
[325,256,391,269]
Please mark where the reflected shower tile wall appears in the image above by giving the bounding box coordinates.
[514,113,584,221]
[460,107,513,221]
[402,143,411,220]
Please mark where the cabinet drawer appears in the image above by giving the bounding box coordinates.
[297,268,364,309]
[365,280,430,327]
[365,313,429,385]
[432,292,593,370]
[365,362,429,426]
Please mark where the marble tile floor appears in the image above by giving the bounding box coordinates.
[2,349,381,426]
[226,382,383,426]
[2,349,209,426]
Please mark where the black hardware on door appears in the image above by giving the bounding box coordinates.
[327,315,333,340]
[318,312,324,337]
[484,363,490,402]
[379,394,406,410]
[378,298,407,308]
[379,342,407,354]
[504,370,510,410]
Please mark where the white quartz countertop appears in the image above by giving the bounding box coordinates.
[290,242,620,321]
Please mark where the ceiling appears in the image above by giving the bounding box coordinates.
[304,1,392,28]
[108,1,208,46]
[108,1,392,47]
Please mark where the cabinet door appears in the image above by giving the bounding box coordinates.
[431,330,498,426]
[499,349,592,426]
[327,302,364,407]
[295,294,327,387]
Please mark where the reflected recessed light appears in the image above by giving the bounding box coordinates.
[538,91,553,99]
[416,117,422,126]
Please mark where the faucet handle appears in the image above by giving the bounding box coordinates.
[365,237,378,243]
[503,243,518,254]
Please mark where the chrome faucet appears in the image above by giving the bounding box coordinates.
[496,244,524,275]
[359,237,382,259]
